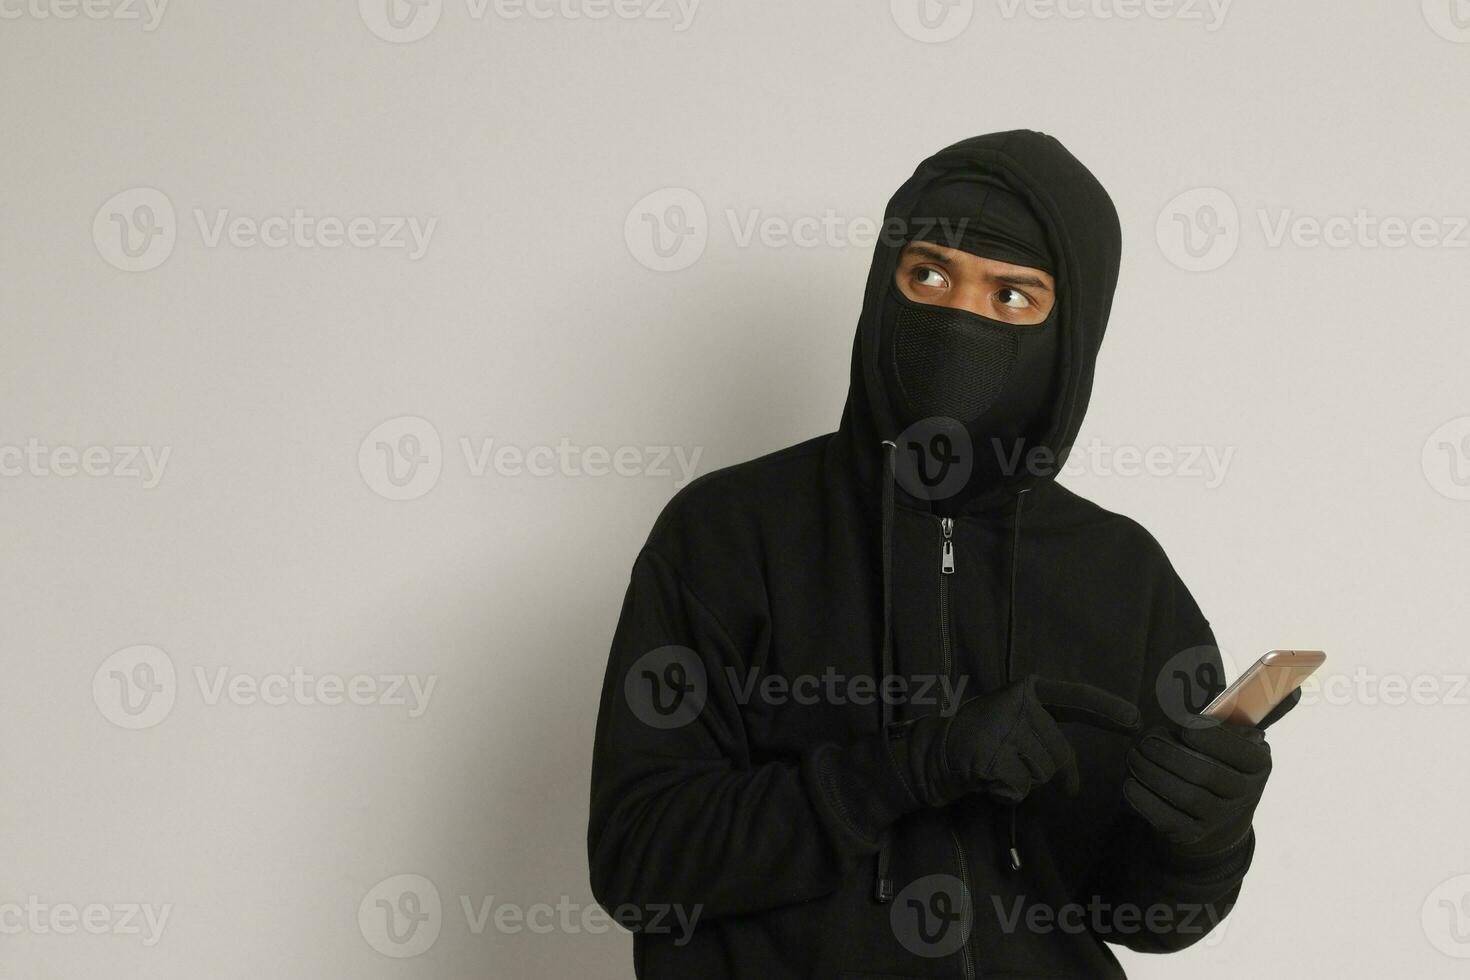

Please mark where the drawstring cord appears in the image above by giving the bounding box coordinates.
[1005,487,1029,871]
[874,440,899,903]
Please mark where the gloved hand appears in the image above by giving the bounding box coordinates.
[1123,718,1273,865]
[1122,687,1299,864]
[893,674,1141,807]
[808,674,1139,856]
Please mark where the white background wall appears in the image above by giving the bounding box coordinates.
[3,1,1468,976]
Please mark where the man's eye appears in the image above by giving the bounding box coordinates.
[997,287,1031,309]
[914,267,948,288]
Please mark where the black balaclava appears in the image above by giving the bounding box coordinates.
[879,172,1060,494]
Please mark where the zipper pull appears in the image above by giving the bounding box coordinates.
[940,517,955,574]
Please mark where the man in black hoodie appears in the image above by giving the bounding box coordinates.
[589,130,1293,978]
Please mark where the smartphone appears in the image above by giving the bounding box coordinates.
[1201,650,1326,726]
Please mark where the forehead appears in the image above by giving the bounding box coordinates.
[898,241,1055,286]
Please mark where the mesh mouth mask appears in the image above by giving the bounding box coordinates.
[883,282,1056,430]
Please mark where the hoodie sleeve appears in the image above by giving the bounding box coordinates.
[1087,560,1254,954]
[587,545,919,926]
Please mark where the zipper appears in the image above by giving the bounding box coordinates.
[938,516,955,714]
[948,825,977,980]
[939,518,975,978]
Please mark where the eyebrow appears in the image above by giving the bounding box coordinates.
[994,272,1053,292]
[903,243,956,266]
[903,243,1054,292]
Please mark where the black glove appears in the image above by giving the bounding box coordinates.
[1123,718,1273,865]
[895,674,1140,807]
[808,675,1138,853]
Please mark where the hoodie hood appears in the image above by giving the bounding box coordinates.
[836,129,1122,510]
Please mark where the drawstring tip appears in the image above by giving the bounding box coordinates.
[1009,846,1023,871]
[874,842,895,903]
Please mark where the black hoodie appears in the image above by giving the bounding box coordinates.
[588,130,1251,978]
